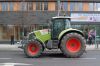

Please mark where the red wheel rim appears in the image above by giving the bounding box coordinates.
[66,38,81,53]
[28,43,39,55]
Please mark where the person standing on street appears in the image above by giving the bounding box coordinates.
[11,35,14,45]
[88,29,96,45]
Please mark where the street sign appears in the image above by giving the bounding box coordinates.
[0,63,32,66]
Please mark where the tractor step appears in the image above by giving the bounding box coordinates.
[46,40,59,49]
[53,40,59,48]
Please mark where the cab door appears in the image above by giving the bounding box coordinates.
[51,18,65,40]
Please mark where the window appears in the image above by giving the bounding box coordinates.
[89,3,93,11]
[74,3,78,11]
[28,2,33,11]
[61,2,68,11]
[96,3,100,11]
[9,2,13,11]
[2,2,8,11]
[36,2,48,11]
[44,2,48,10]
[70,3,75,11]
[78,3,83,11]
[20,2,27,11]
[36,2,42,10]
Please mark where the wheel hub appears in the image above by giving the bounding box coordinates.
[28,43,39,55]
[66,38,81,53]
[32,47,35,51]
[71,43,75,47]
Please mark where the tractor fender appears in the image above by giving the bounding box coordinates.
[34,38,45,49]
[58,28,84,42]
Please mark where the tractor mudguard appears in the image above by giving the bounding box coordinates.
[58,28,84,40]
[35,37,45,47]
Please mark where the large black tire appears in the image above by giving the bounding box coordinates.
[24,40,43,58]
[60,33,86,58]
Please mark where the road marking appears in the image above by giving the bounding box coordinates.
[78,58,96,60]
[0,63,32,66]
[66,58,97,60]
[0,58,12,60]
[52,58,96,60]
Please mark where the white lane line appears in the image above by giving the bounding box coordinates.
[66,58,97,60]
[52,58,96,60]
[78,58,96,60]
[0,58,12,60]
[0,63,32,66]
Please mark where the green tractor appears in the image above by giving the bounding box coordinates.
[22,16,86,58]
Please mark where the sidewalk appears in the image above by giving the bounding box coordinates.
[0,44,22,51]
[86,44,100,50]
[0,44,100,51]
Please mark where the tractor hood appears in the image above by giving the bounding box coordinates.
[34,29,50,35]
[28,29,51,44]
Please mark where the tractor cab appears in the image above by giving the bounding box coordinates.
[51,16,71,40]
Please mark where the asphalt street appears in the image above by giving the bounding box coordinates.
[0,48,100,66]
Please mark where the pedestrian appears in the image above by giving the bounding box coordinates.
[90,29,96,44]
[88,29,96,45]
[88,34,92,45]
[90,29,96,40]
[11,35,14,45]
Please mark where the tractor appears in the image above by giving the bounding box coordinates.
[20,16,86,58]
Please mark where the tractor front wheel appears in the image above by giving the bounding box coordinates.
[60,33,86,58]
[24,40,43,58]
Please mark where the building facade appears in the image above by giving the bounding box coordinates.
[0,0,100,43]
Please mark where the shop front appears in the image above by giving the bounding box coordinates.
[71,12,100,45]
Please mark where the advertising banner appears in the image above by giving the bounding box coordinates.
[71,13,100,22]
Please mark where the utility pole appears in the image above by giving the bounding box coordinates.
[21,0,25,39]
[57,0,61,16]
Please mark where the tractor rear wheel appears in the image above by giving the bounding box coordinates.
[60,33,86,58]
[24,40,43,58]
